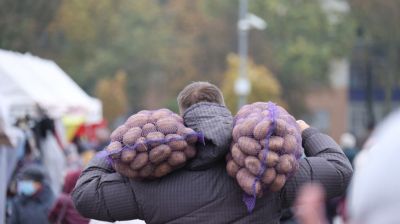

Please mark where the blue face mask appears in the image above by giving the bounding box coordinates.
[17,180,36,196]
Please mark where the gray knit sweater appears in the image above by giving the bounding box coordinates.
[72,102,352,224]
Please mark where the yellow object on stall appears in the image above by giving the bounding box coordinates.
[62,115,85,142]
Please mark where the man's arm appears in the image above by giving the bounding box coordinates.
[281,122,353,208]
[72,154,142,221]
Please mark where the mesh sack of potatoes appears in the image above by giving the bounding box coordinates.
[105,109,202,179]
[226,102,303,211]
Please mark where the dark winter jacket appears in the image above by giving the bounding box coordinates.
[9,184,54,224]
[72,102,353,224]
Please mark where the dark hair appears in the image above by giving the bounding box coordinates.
[177,81,225,114]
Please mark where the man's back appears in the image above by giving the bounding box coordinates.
[130,163,281,224]
[73,102,352,224]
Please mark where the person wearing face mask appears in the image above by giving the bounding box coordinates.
[7,164,55,224]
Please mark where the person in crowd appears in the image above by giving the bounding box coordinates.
[8,164,54,224]
[295,109,400,224]
[339,132,358,166]
[94,128,111,152]
[353,122,376,171]
[48,169,89,224]
[72,81,352,224]
[347,109,400,224]
[295,184,328,224]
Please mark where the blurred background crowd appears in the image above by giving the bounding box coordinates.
[0,0,399,223]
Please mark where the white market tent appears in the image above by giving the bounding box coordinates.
[0,49,102,127]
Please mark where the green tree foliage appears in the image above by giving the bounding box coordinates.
[249,0,355,114]
[221,54,284,113]
[0,0,354,117]
[95,70,128,123]
[161,0,237,97]
[0,0,61,52]
[47,0,171,111]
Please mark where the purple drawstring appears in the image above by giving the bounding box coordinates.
[243,102,277,212]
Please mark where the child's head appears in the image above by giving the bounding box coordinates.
[177,81,225,114]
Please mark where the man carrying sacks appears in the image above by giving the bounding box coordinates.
[72,81,352,224]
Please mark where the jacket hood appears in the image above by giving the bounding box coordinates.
[182,102,233,170]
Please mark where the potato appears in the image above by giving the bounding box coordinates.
[139,163,155,178]
[130,152,149,170]
[153,162,172,177]
[236,105,253,117]
[149,109,172,123]
[141,123,157,137]
[239,117,260,136]
[122,127,142,146]
[285,127,297,136]
[259,139,267,148]
[146,132,165,147]
[178,128,198,144]
[225,152,233,162]
[114,162,139,179]
[106,141,122,152]
[232,124,244,142]
[269,174,286,192]
[171,114,184,123]
[276,154,294,174]
[283,134,297,154]
[246,111,262,120]
[258,150,279,167]
[231,143,246,167]
[253,120,272,140]
[276,105,289,114]
[184,145,197,159]
[168,151,186,166]
[106,141,122,159]
[158,108,173,113]
[253,102,268,110]
[110,125,128,142]
[268,136,284,152]
[244,156,262,176]
[165,134,187,151]
[176,123,186,131]
[261,168,276,184]
[138,110,152,115]
[260,136,284,152]
[237,137,262,156]
[121,149,137,163]
[226,160,240,177]
[234,118,245,126]
[261,110,270,117]
[156,118,178,134]
[149,144,172,164]
[236,168,262,197]
[275,119,287,136]
[126,114,149,128]
[135,137,148,152]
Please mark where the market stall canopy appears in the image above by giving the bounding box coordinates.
[0,49,102,127]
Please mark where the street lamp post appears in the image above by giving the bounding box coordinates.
[237,0,249,111]
[235,0,266,111]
